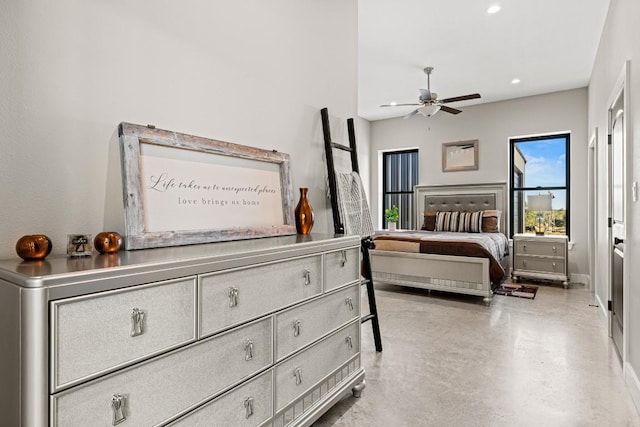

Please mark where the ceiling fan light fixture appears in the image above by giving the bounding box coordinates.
[487,5,501,14]
[382,66,481,118]
[418,104,441,117]
[511,78,521,84]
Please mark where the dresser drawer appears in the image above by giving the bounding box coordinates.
[275,284,360,361]
[515,256,566,275]
[51,316,273,427]
[515,240,565,257]
[324,248,360,291]
[170,370,273,427]
[199,255,322,337]
[51,277,197,392]
[274,320,359,412]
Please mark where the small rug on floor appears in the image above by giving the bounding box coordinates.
[494,283,538,299]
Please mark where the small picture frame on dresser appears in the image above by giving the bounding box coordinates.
[67,234,92,257]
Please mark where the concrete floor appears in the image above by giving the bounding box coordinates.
[313,282,640,427]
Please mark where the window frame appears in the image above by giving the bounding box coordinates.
[382,149,419,229]
[509,133,570,238]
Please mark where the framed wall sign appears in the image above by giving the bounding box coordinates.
[118,122,296,250]
[442,139,479,172]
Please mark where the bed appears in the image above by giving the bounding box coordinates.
[370,182,510,305]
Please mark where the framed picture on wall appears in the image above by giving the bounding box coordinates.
[442,139,479,172]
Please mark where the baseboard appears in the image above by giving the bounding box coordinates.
[570,273,589,287]
[594,292,608,321]
[625,362,640,416]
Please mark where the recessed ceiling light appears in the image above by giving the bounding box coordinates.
[511,78,521,84]
[487,5,501,14]
[390,101,397,106]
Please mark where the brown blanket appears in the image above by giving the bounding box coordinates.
[374,235,505,284]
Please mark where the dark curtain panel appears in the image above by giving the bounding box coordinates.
[383,150,418,229]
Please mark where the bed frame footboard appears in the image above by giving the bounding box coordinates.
[370,249,494,305]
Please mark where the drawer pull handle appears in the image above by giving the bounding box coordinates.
[111,394,127,425]
[522,244,527,252]
[244,339,254,361]
[552,246,557,253]
[522,260,527,268]
[244,397,254,418]
[130,308,144,337]
[303,269,311,286]
[552,262,557,270]
[345,335,353,349]
[345,296,354,311]
[340,250,348,267]
[293,367,302,385]
[293,319,302,337]
[228,287,239,307]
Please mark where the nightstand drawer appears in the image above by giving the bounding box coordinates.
[51,277,197,392]
[515,240,565,257]
[199,255,322,337]
[515,256,566,275]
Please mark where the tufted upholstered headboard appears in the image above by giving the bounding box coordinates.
[413,182,508,232]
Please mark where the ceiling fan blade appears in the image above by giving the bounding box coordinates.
[380,103,421,107]
[419,89,431,101]
[403,109,420,119]
[439,93,481,103]
[440,105,462,115]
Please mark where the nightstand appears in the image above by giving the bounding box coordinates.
[511,234,569,288]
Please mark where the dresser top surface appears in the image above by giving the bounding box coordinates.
[0,233,360,290]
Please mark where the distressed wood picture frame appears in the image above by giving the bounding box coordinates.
[442,139,479,172]
[118,122,296,250]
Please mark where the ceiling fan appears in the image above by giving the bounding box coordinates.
[380,67,481,118]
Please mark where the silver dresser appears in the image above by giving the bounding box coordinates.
[0,233,364,427]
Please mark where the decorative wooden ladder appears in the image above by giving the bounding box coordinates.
[321,107,383,352]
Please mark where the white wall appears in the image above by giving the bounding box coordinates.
[0,0,358,259]
[588,0,640,402]
[357,117,372,200]
[370,88,589,278]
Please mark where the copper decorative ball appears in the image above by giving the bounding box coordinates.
[16,235,53,261]
[94,232,123,254]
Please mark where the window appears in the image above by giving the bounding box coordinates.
[509,133,570,238]
[382,149,418,229]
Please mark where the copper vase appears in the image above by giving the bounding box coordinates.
[16,235,52,261]
[94,232,123,254]
[295,188,314,235]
